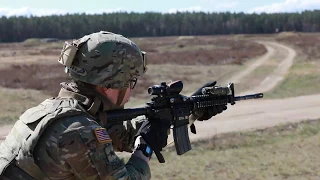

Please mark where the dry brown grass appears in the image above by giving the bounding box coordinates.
[276,33,320,60]
[0,64,70,96]
[0,35,268,122]
[0,40,62,58]
[134,36,266,65]
[0,35,266,99]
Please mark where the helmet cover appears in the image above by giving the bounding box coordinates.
[66,31,146,89]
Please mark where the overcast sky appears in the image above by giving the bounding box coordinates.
[0,0,320,17]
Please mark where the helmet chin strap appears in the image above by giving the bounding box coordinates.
[97,92,124,111]
[96,88,125,128]
[116,89,128,106]
[59,82,123,113]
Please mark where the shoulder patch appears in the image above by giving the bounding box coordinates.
[94,128,112,144]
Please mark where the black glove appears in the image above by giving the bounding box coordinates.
[136,119,170,163]
[191,81,227,121]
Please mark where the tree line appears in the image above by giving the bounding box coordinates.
[0,10,320,42]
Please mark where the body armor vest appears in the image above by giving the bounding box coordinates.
[0,97,84,179]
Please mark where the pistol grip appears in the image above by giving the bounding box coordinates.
[154,151,165,163]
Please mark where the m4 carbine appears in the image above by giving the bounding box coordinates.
[104,80,263,163]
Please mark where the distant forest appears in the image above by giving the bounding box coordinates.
[0,10,320,42]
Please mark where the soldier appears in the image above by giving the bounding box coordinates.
[0,31,226,179]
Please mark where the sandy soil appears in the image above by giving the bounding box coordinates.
[1,41,319,143]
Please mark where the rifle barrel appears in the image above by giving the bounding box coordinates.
[234,93,264,101]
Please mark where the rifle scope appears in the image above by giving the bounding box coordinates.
[148,80,183,96]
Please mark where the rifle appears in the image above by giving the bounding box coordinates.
[104,80,263,163]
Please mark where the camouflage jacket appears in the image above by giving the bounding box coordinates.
[0,95,150,179]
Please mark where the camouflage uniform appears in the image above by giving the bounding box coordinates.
[0,31,151,179]
[33,108,149,179]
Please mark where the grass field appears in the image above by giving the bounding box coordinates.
[233,44,288,94]
[0,33,320,123]
[146,119,320,180]
[266,59,320,98]
[0,36,267,122]
[1,33,320,179]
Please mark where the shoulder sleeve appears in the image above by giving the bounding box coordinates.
[59,118,151,180]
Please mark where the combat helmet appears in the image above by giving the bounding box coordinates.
[58,31,147,89]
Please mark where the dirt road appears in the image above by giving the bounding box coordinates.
[229,42,275,84]
[190,41,319,141]
[241,41,297,95]
[1,41,320,143]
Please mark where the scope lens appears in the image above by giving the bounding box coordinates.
[148,85,163,95]
[147,87,154,95]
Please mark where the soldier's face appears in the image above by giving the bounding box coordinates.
[96,87,132,106]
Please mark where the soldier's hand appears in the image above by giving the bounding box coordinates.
[190,81,227,121]
[136,119,170,163]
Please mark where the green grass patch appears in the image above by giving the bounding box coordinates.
[22,38,63,49]
[157,44,226,53]
[22,38,42,47]
[265,60,320,98]
[235,65,276,93]
[43,42,64,49]
[145,120,320,180]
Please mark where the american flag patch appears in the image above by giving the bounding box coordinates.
[94,128,112,144]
